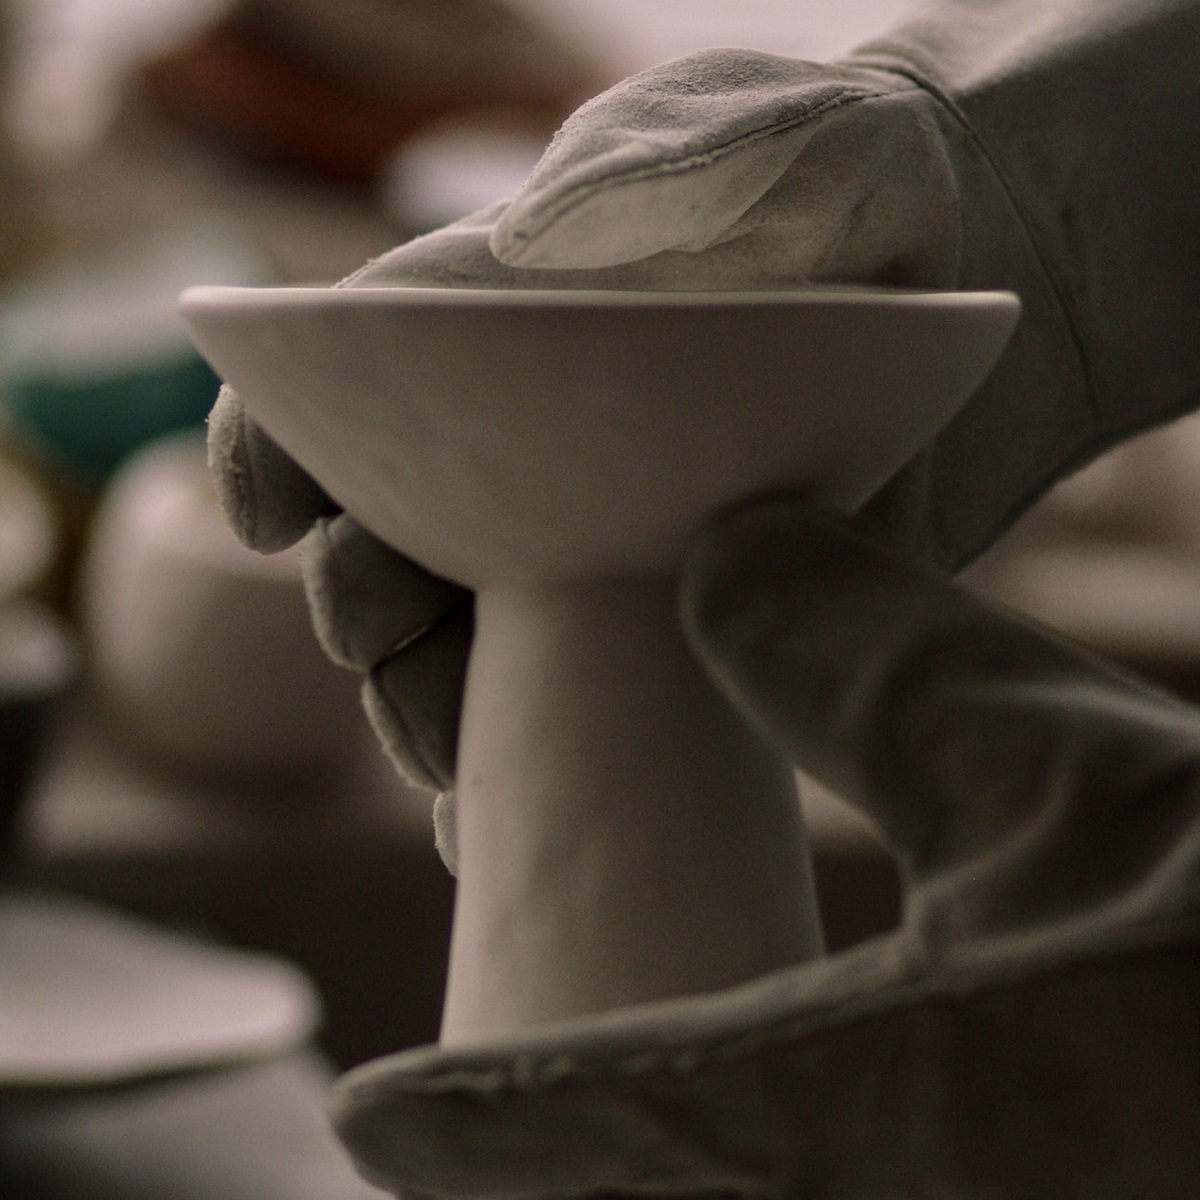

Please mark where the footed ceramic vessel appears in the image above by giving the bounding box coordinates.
[181,286,1019,1044]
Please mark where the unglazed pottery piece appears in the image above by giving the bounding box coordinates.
[181,286,1019,1043]
[79,433,364,781]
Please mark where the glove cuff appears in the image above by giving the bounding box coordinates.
[332,920,1200,1200]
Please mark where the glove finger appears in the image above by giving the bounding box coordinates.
[680,496,1200,894]
[300,513,468,671]
[207,385,338,553]
[363,598,474,794]
[490,49,894,270]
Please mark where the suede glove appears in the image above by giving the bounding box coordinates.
[209,0,1200,813]
[328,496,1200,1200]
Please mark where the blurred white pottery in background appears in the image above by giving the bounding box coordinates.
[182,285,1019,1042]
[79,432,364,782]
[0,457,57,600]
[0,890,318,1088]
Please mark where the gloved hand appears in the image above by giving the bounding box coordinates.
[209,392,472,798]
[209,0,1200,821]
[328,495,1200,1200]
[681,497,1200,951]
[208,41,963,806]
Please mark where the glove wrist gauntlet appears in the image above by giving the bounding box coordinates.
[853,0,1200,566]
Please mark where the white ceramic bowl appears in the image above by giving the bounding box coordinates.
[181,284,1022,1043]
[180,286,1020,585]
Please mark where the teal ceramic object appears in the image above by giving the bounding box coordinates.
[1,221,270,483]
[4,353,220,482]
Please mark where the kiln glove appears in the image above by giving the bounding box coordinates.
[683,496,1200,950]
[326,496,1200,1200]
[209,0,1200,819]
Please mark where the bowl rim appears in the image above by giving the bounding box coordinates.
[181,283,1021,314]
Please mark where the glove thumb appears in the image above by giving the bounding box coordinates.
[490,49,900,270]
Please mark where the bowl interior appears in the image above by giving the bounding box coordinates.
[181,286,1019,585]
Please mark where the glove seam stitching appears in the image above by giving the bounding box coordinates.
[371,595,472,790]
[367,664,446,791]
[378,593,472,666]
[504,83,913,249]
[852,54,1097,425]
